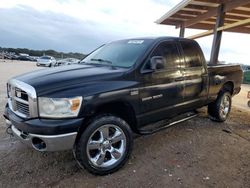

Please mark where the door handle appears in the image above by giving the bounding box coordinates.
[175,77,184,82]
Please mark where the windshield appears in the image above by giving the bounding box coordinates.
[40,56,51,60]
[81,39,153,68]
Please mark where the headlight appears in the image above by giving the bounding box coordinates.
[38,96,82,118]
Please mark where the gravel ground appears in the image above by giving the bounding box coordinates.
[0,60,250,188]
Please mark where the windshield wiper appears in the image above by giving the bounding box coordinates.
[90,58,113,65]
[79,58,117,69]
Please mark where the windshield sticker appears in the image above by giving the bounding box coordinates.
[128,40,144,44]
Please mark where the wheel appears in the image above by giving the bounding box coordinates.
[248,100,250,107]
[74,114,133,175]
[208,91,232,122]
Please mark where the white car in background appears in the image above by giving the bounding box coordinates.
[36,56,56,67]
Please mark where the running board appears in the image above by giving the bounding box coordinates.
[138,112,198,135]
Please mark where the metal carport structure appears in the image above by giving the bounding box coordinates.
[156,0,250,64]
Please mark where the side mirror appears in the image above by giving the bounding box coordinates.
[150,56,165,70]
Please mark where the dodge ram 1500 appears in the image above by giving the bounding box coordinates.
[4,37,243,175]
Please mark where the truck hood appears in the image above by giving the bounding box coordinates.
[14,64,126,95]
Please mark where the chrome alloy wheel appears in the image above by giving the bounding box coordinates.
[219,94,230,119]
[86,124,126,168]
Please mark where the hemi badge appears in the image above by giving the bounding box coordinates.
[130,89,139,96]
[16,91,21,98]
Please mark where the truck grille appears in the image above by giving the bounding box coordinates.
[7,79,37,118]
[16,100,30,116]
[8,85,30,117]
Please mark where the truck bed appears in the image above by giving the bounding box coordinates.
[207,63,243,100]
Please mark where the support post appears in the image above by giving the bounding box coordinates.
[179,24,185,37]
[210,4,225,64]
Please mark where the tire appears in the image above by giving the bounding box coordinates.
[208,91,232,122]
[73,114,133,175]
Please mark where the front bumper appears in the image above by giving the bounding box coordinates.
[4,106,84,151]
[37,63,51,67]
[11,124,77,151]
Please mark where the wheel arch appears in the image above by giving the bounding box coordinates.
[94,101,138,132]
[76,100,138,143]
[221,81,234,95]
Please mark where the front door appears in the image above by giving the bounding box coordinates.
[138,40,185,126]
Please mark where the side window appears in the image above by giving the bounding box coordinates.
[181,41,202,68]
[146,41,180,70]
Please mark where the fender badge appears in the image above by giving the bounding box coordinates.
[130,89,139,96]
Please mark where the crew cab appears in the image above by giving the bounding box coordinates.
[3,37,242,175]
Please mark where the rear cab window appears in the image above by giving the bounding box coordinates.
[180,40,203,68]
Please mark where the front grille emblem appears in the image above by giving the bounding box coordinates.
[16,91,21,98]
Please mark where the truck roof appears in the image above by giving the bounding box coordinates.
[115,36,195,43]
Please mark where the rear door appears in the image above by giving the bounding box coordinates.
[179,40,208,109]
[138,40,185,125]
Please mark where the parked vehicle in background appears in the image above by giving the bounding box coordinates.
[243,71,250,84]
[0,52,19,60]
[36,56,56,67]
[4,54,14,60]
[4,37,243,175]
[2,52,14,60]
[17,53,31,61]
[55,58,80,67]
[28,56,39,61]
[11,54,20,60]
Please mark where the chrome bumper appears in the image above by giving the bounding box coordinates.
[10,124,77,152]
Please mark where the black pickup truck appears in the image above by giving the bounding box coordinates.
[4,37,242,175]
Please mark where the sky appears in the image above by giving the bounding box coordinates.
[0,0,249,64]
